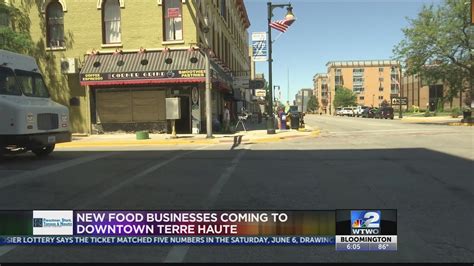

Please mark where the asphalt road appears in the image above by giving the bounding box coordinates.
[0,115,473,263]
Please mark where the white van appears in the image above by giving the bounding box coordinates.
[0,49,71,156]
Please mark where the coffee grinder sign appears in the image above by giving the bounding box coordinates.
[80,70,205,82]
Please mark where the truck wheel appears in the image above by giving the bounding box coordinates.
[32,145,55,157]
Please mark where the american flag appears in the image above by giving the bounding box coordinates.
[269,17,296,33]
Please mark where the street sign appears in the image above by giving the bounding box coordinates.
[167,8,180,18]
[391,97,408,105]
[249,80,265,90]
[233,76,250,89]
[255,89,266,97]
[252,32,267,62]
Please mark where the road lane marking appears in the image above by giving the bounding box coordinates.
[0,152,118,190]
[0,246,16,258]
[76,146,212,209]
[0,146,212,259]
[163,146,250,263]
[0,152,119,259]
[327,129,458,134]
[202,148,249,208]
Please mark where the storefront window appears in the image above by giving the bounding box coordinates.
[102,0,121,44]
[46,1,65,48]
[163,0,183,41]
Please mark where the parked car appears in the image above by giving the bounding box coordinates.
[335,107,343,116]
[374,106,394,119]
[354,106,369,117]
[361,107,377,118]
[341,107,356,117]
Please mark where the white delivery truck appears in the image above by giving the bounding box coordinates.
[0,49,71,156]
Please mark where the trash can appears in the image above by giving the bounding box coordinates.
[290,114,299,129]
[463,110,472,120]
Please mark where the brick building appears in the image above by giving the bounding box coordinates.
[7,0,251,134]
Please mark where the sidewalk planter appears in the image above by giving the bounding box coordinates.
[136,131,150,140]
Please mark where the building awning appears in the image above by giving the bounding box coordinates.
[80,50,207,86]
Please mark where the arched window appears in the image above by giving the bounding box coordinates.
[46,1,65,48]
[102,0,121,44]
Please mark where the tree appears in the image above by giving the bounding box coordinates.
[393,0,473,107]
[333,86,357,108]
[0,2,33,53]
[305,95,319,113]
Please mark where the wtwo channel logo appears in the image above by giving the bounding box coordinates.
[351,210,381,235]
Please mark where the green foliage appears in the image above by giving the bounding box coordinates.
[0,2,33,53]
[393,0,473,103]
[305,95,319,113]
[407,105,420,113]
[436,100,444,112]
[333,86,357,108]
[451,107,461,118]
[424,111,433,117]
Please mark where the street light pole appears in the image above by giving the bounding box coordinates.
[202,15,213,138]
[328,91,331,115]
[267,2,276,134]
[266,2,293,134]
[205,50,212,138]
[399,66,403,119]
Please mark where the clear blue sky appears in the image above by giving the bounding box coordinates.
[245,0,441,102]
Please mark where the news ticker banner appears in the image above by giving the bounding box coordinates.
[0,210,396,251]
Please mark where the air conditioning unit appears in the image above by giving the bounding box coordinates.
[60,58,78,74]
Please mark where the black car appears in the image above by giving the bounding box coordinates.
[374,107,394,119]
[361,107,377,118]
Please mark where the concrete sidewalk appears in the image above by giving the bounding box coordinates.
[400,116,471,126]
[58,124,319,148]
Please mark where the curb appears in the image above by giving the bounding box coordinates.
[57,129,322,148]
[448,122,473,126]
[57,139,220,148]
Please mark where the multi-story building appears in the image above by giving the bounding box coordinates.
[325,60,401,114]
[312,73,328,114]
[402,74,466,111]
[8,0,251,134]
[295,88,312,113]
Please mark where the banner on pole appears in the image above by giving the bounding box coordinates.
[252,32,267,62]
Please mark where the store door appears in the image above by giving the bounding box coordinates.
[175,96,190,133]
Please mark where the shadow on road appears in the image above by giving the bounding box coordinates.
[0,148,472,262]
